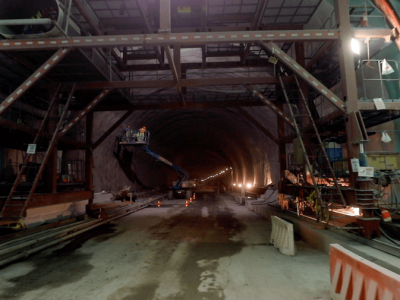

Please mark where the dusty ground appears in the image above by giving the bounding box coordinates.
[0,193,331,300]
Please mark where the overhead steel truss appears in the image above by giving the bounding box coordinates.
[0,29,340,51]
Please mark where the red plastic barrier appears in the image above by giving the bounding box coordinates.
[330,244,400,300]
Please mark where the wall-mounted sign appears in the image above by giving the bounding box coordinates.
[26,144,37,154]
[358,166,374,177]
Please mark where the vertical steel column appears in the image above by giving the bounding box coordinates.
[334,0,360,192]
[159,0,171,33]
[58,89,112,137]
[45,87,60,193]
[85,112,94,207]
[295,42,312,182]
[277,101,287,181]
[0,48,70,117]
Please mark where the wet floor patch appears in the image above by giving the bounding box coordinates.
[0,223,122,299]
[106,282,159,300]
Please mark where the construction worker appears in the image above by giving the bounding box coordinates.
[124,125,131,142]
[138,126,146,142]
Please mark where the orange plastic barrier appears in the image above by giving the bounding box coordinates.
[330,244,400,300]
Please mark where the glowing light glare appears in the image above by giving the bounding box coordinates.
[226,168,228,170]
[233,183,237,186]
[246,183,252,188]
[353,208,360,215]
[230,167,232,169]
[351,38,360,55]
[238,184,242,187]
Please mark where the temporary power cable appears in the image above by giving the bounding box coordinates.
[380,226,400,247]
[251,189,278,205]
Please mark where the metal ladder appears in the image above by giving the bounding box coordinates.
[279,74,347,217]
[0,83,76,221]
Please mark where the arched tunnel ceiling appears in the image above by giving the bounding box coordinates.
[93,105,281,190]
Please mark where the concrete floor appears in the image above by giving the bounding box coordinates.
[0,193,331,300]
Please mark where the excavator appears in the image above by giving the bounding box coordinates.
[118,127,195,199]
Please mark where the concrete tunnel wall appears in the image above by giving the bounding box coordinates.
[92,105,281,193]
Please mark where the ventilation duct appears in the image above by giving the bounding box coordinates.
[0,0,80,38]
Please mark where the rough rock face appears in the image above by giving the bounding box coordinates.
[92,106,281,193]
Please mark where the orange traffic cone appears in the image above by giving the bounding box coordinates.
[193,193,196,200]
[381,209,392,222]
[157,200,161,207]
[185,200,189,207]
[189,197,193,202]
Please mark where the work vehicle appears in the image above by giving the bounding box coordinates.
[118,128,193,199]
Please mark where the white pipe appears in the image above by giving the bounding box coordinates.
[0,18,53,26]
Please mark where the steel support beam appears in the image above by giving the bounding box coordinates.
[0,48,70,117]
[0,30,340,51]
[237,107,279,144]
[135,0,164,66]
[371,0,400,51]
[28,190,94,208]
[85,111,94,205]
[352,28,393,40]
[246,85,295,128]
[59,89,113,137]
[170,44,185,105]
[335,0,361,192]
[358,101,400,110]
[94,100,265,111]
[260,41,346,112]
[159,0,171,33]
[75,76,280,90]
[106,24,308,35]
[72,0,125,69]
[126,60,274,71]
[241,0,268,64]
[92,110,134,149]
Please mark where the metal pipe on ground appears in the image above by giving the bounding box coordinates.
[0,196,164,267]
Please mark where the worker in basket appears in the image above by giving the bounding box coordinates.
[138,126,147,142]
[120,125,132,142]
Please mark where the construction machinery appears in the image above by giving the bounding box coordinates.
[118,128,194,199]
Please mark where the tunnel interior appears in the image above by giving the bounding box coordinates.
[93,105,281,193]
